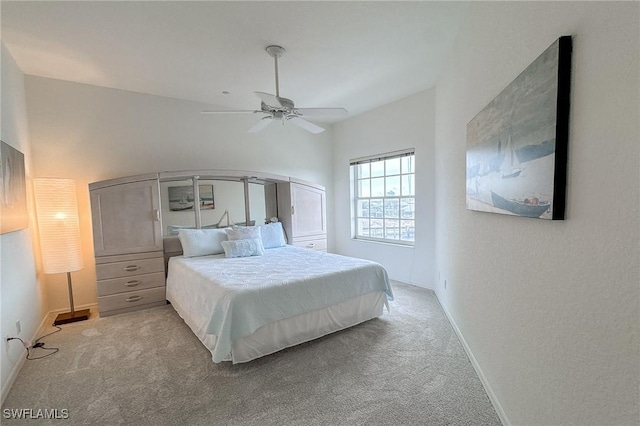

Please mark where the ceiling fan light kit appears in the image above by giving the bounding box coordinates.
[203,45,347,134]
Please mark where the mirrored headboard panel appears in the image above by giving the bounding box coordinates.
[160,178,198,236]
[248,182,268,226]
[198,179,247,229]
[157,170,284,237]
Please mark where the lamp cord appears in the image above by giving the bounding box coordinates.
[7,326,62,360]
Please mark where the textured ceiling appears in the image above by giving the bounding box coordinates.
[1,1,467,122]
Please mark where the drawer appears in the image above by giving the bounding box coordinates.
[96,257,164,280]
[98,286,166,313]
[97,272,165,297]
[292,238,327,251]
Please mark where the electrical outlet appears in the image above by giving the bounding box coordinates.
[15,320,21,335]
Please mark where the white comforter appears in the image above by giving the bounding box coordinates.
[166,245,393,362]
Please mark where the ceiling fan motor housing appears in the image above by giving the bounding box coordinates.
[261,97,296,116]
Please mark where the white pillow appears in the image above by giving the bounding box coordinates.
[178,228,228,257]
[220,238,265,258]
[226,226,261,241]
[257,222,286,249]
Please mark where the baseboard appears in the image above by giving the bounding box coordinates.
[389,278,436,291]
[48,302,98,315]
[1,309,50,405]
[0,302,98,405]
[433,290,511,426]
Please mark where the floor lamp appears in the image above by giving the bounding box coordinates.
[34,178,90,325]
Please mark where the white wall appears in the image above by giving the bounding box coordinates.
[24,76,334,311]
[0,44,48,402]
[434,2,639,425]
[333,90,435,287]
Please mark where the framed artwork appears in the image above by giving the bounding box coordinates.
[168,184,214,211]
[0,141,28,234]
[466,36,572,220]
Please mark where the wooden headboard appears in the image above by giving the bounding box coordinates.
[163,237,183,275]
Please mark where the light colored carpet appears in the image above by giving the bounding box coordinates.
[2,282,500,425]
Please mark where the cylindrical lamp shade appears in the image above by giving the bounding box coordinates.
[33,178,84,274]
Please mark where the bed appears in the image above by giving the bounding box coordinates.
[165,233,393,364]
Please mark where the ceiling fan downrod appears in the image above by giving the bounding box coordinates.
[266,45,285,98]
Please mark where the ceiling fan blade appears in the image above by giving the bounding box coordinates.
[247,117,273,133]
[201,110,258,114]
[295,107,348,117]
[255,92,282,108]
[288,117,325,134]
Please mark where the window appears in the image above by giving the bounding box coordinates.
[351,150,415,245]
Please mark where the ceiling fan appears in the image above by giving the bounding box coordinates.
[202,45,347,134]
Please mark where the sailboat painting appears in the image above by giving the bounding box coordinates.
[168,185,214,211]
[466,36,572,220]
[0,141,28,234]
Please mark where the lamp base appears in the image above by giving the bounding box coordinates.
[53,309,90,326]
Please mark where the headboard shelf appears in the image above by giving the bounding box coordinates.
[159,169,289,184]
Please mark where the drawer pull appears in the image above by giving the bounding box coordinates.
[125,295,142,302]
[306,243,315,248]
[123,265,140,272]
[124,280,141,287]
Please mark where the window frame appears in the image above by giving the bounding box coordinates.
[350,149,415,246]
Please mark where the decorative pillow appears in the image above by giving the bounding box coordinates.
[256,222,286,249]
[226,226,261,242]
[220,238,265,258]
[178,228,228,257]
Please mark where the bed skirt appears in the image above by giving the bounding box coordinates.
[169,290,387,363]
